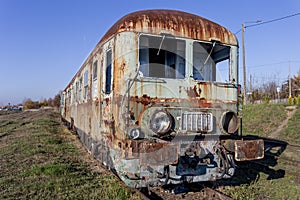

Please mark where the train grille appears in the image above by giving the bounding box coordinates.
[181,112,213,132]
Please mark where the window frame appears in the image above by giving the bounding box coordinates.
[138,34,186,80]
[92,60,98,81]
[192,41,231,82]
[105,49,112,94]
[83,69,89,100]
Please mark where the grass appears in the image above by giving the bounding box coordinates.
[242,103,287,137]
[280,106,300,145]
[223,172,299,200]
[220,103,300,199]
[1,105,299,200]
[0,110,140,200]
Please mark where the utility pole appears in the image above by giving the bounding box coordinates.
[241,20,262,104]
[250,74,253,92]
[289,61,292,97]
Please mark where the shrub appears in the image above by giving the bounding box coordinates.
[24,99,40,109]
[288,96,293,105]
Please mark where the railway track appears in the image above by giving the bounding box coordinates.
[287,143,300,149]
[237,137,300,181]
[263,138,300,160]
[263,137,300,148]
[85,146,234,200]
[244,135,300,159]
[138,183,233,200]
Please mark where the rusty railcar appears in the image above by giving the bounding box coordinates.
[60,9,264,188]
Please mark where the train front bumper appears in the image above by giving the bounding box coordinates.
[117,138,264,188]
[223,139,264,161]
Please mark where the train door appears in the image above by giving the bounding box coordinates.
[101,46,114,135]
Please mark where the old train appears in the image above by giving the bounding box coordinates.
[60,9,264,188]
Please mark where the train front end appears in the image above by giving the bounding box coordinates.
[113,32,264,188]
[99,10,265,188]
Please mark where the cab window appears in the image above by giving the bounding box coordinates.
[139,35,186,79]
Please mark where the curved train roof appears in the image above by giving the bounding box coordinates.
[100,9,238,46]
[65,10,238,90]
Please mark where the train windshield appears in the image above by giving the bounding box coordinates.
[193,41,230,82]
[139,35,186,79]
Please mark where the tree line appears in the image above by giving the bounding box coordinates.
[23,93,61,110]
[249,69,300,104]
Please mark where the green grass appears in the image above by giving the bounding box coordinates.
[0,110,140,200]
[242,103,287,137]
[223,172,299,200]
[221,104,300,200]
[280,106,300,145]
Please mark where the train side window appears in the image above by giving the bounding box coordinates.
[79,76,82,102]
[92,60,98,99]
[75,81,79,102]
[60,93,64,105]
[71,85,74,104]
[105,50,112,94]
[67,90,71,105]
[93,61,98,80]
[84,69,89,99]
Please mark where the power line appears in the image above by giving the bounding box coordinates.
[248,60,300,68]
[246,12,300,28]
[235,12,300,34]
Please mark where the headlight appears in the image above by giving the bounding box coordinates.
[220,111,239,134]
[128,127,143,139]
[149,110,172,135]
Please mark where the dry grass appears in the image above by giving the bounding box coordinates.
[0,109,141,200]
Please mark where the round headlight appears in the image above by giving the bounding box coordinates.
[149,110,172,135]
[128,127,143,139]
[220,111,239,134]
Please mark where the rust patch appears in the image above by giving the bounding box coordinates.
[196,98,211,108]
[139,142,178,166]
[130,95,178,106]
[94,98,99,106]
[100,10,238,46]
[235,140,264,161]
[139,142,166,153]
[103,119,115,134]
[185,84,212,108]
[104,97,110,104]
[130,94,212,109]
[130,94,154,106]
[186,86,200,97]
[114,95,124,107]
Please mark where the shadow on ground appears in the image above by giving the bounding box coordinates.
[157,135,288,195]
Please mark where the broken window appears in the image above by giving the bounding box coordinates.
[139,35,186,79]
[193,41,230,82]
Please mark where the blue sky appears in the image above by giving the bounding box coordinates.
[0,0,299,105]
